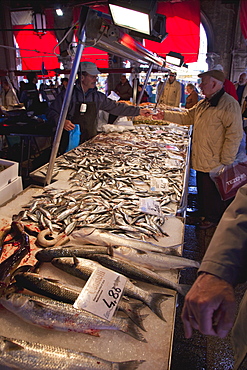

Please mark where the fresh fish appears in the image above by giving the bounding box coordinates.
[14,272,146,330]
[0,335,144,369]
[71,227,181,254]
[51,257,171,321]
[35,245,110,262]
[112,246,200,270]
[0,293,146,342]
[0,221,30,296]
[0,226,12,258]
[79,254,189,296]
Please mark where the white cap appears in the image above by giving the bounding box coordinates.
[79,62,101,75]
[213,64,224,72]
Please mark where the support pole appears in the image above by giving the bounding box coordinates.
[136,63,153,106]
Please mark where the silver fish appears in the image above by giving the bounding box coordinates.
[112,246,200,270]
[0,293,146,342]
[0,335,144,369]
[51,257,171,321]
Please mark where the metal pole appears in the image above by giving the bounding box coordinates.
[136,63,153,106]
[45,9,89,186]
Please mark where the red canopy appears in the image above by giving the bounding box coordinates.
[144,0,200,63]
[240,0,247,40]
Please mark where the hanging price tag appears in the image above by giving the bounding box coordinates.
[73,266,126,321]
[139,197,162,216]
[150,177,169,192]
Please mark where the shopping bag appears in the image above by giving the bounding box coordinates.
[65,124,81,152]
[209,158,247,200]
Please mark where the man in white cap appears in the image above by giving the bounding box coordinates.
[48,61,151,154]
[159,71,181,107]
[153,69,243,229]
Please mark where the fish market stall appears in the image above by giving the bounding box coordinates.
[0,124,195,370]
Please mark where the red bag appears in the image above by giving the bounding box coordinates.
[210,159,247,200]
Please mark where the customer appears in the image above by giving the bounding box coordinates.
[159,71,181,107]
[1,78,19,110]
[181,183,247,370]
[114,75,133,101]
[153,69,243,228]
[156,77,164,103]
[235,72,247,110]
[185,83,198,109]
[137,84,149,103]
[47,62,151,155]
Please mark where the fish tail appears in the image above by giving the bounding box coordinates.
[116,359,146,369]
[121,318,147,342]
[123,302,147,331]
[146,292,169,321]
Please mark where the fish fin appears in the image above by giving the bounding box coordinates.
[146,292,171,321]
[122,318,147,342]
[108,246,114,256]
[121,302,147,331]
[4,338,24,352]
[72,255,80,266]
[117,360,146,370]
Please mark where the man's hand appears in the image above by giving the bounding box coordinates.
[181,273,236,339]
[64,119,75,131]
[140,109,151,117]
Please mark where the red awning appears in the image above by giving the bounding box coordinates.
[13,24,60,76]
[240,0,247,40]
[144,0,200,63]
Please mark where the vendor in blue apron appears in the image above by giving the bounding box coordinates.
[47,61,151,155]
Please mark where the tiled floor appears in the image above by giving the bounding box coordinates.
[170,169,247,370]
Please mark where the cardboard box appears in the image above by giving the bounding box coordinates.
[0,159,19,190]
[0,176,23,206]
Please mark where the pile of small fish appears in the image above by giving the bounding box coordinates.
[22,126,189,242]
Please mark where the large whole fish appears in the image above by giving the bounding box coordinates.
[71,227,181,255]
[112,246,200,270]
[0,293,146,342]
[0,335,144,369]
[51,257,171,321]
[67,253,188,295]
[14,272,146,330]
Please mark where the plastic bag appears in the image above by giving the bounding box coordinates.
[65,124,81,152]
[209,158,247,200]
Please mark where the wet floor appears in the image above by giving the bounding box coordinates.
[170,169,247,370]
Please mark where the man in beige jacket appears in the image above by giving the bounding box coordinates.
[159,71,181,107]
[154,69,243,229]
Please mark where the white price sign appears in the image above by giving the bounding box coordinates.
[139,197,162,216]
[150,177,169,192]
[73,266,126,321]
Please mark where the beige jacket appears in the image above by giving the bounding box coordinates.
[234,82,247,111]
[160,80,181,107]
[163,91,243,172]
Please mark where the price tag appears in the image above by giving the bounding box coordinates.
[150,177,169,192]
[139,197,161,216]
[73,266,126,321]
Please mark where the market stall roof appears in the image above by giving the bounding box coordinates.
[9,0,201,72]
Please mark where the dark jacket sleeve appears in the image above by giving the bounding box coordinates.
[199,184,247,286]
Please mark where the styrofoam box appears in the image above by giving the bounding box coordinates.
[0,176,23,206]
[0,158,19,190]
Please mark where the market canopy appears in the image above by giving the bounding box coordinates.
[11,0,201,72]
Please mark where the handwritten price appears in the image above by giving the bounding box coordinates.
[103,286,122,308]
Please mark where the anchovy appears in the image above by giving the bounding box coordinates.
[0,293,146,342]
[51,257,171,321]
[0,335,144,369]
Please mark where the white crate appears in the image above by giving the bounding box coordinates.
[0,176,23,206]
[0,159,19,190]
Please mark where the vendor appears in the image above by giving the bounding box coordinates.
[47,62,151,154]
[1,78,19,110]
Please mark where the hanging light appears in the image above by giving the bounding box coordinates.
[166,51,184,67]
[32,11,46,35]
[56,8,63,16]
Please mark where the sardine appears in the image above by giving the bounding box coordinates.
[0,293,146,342]
[51,257,171,321]
[0,335,144,369]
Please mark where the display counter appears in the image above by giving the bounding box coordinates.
[0,124,192,369]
